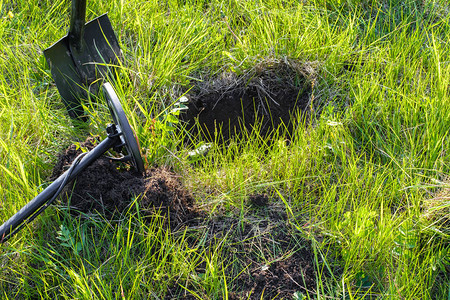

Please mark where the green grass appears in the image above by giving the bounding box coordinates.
[1,0,449,298]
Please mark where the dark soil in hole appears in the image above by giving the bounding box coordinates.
[181,60,315,141]
[52,137,200,229]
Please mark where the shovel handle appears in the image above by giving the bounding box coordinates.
[69,0,87,51]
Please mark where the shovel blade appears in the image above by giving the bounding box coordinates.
[44,37,87,120]
[44,14,122,121]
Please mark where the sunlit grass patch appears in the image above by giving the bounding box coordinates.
[0,0,449,298]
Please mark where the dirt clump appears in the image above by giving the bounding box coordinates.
[52,138,199,228]
[238,244,315,299]
[168,205,318,299]
[248,193,269,207]
[215,211,316,299]
[139,168,200,230]
[181,59,316,142]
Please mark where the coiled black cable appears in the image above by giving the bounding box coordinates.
[1,152,88,243]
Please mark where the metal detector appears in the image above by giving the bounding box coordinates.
[0,83,144,243]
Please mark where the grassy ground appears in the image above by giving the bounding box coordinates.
[0,0,449,298]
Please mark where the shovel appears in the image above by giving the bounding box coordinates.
[44,0,122,121]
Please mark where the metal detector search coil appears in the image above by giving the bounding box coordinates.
[0,83,144,243]
[104,83,144,174]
